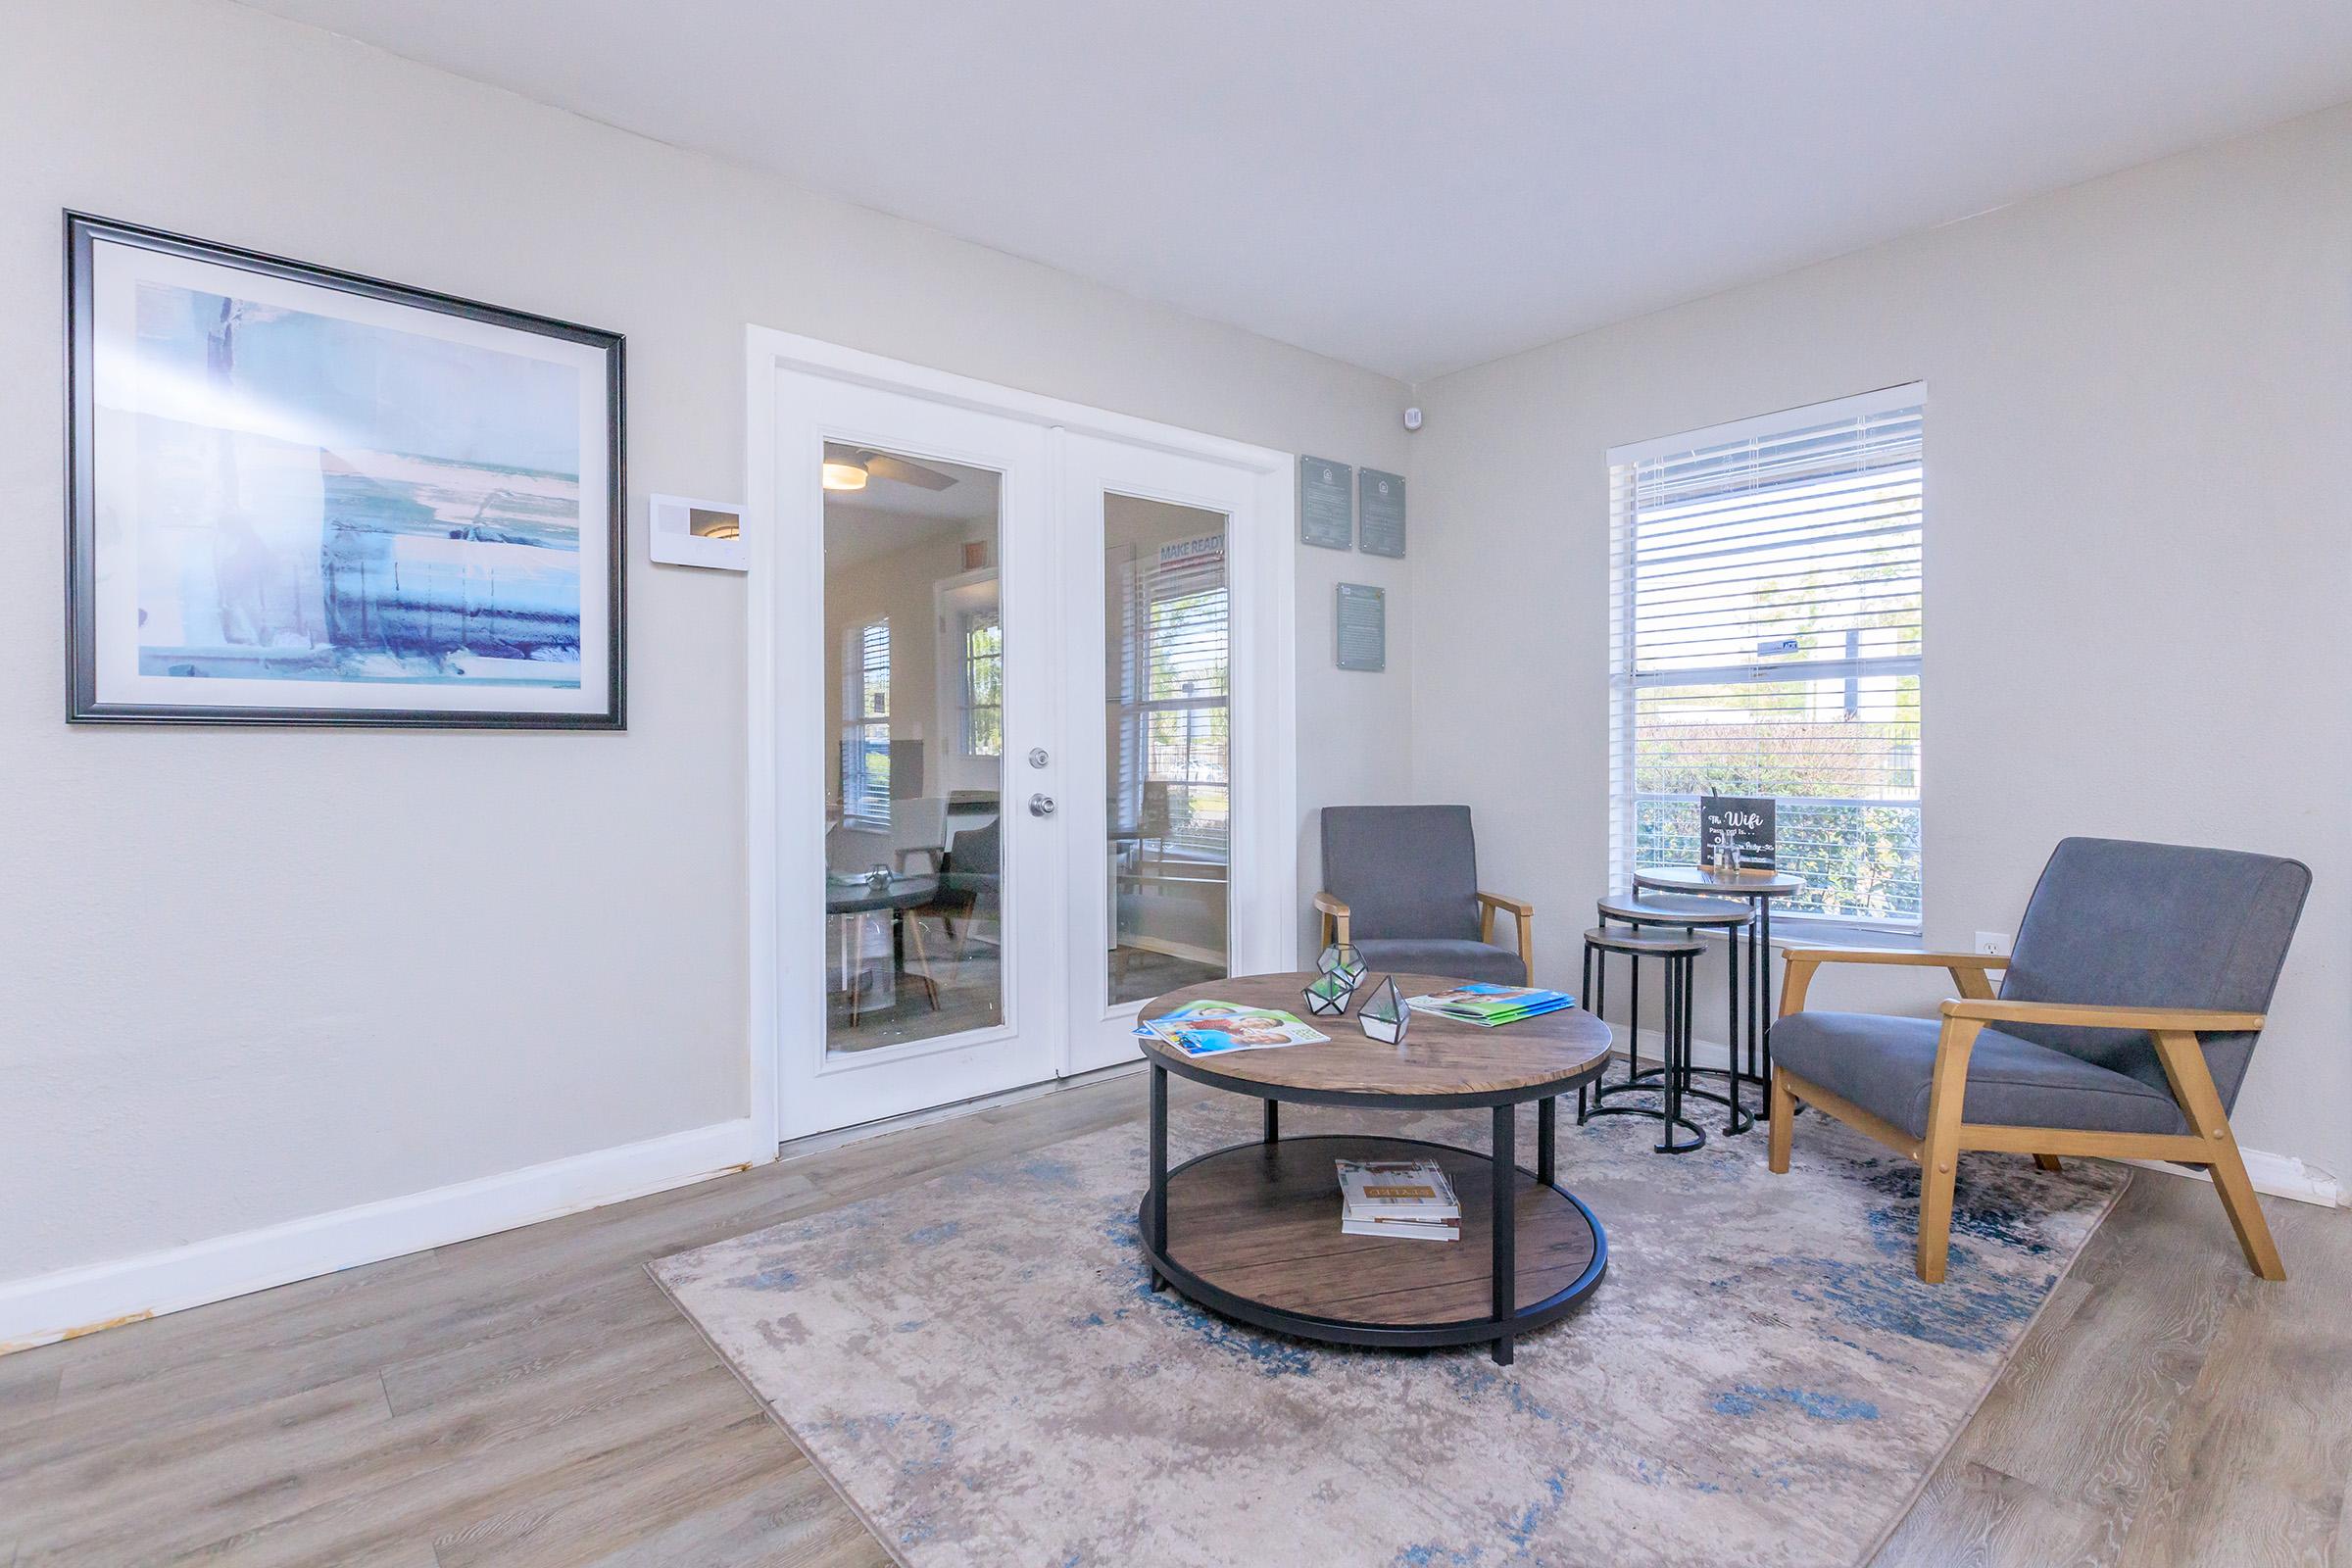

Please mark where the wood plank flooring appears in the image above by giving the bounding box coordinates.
[3,1074,2345,1565]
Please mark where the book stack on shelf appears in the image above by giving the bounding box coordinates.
[1403,982,1575,1027]
[1337,1158,1460,1242]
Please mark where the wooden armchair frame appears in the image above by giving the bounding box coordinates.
[1766,947,2282,1286]
[1311,890,1536,982]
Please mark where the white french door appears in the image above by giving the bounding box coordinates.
[1058,436,1291,1071]
[758,337,1295,1142]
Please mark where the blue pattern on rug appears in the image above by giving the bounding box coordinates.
[655,1097,2125,1566]
[1711,1385,1880,1421]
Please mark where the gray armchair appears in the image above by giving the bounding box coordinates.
[1768,837,2310,1285]
[928,817,1000,957]
[1314,806,1533,986]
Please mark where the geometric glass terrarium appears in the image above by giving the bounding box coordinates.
[1317,941,1367,991]
[1358,974,1410,1045]
[1301,967,1356,1017]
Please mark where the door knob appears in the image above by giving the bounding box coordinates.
[1029,793,1056,817]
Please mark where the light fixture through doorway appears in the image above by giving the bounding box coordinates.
[822,457,869,491]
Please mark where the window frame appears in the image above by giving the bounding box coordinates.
[958,606,1003,759]
[841,615,891,828]
[1606,383,1927,939]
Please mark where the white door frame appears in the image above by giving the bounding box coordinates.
[746,327,1298,1150]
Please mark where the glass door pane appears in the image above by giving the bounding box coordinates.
[1101,494,1230,1005]
[823,443,1004,1054]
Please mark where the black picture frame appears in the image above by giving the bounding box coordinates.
[65,212,626,728]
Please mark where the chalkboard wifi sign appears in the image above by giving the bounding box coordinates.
[1700,795,1777,872]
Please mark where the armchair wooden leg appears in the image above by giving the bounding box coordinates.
[2206,1142,2285,1281]
[1917,1148,1959,1285]
[2034,1154,2063,1173]
[2151,1029,2284,1281]
[1767,1071,1794,1173]
[1915,1017,1982,1285]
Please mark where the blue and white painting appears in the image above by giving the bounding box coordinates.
[78,227,617,723]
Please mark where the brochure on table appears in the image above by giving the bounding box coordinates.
[1404,983,1576,1026]
[1138,1001,1328,1058]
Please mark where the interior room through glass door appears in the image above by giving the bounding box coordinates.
[1101,494,1233,1006]
[1059,428,1274,1076]
[822,444,1010,1057]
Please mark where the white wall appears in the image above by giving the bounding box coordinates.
[1413,105,2352,1183]
[0,0,1412,1307]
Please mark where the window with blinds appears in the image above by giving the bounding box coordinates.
[842,617,891,825]
[1110,535,1229,859]
[960,608,1002,758]
[1607,386,1925,930]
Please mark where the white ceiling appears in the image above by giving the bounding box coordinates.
[238,0,2352,381]
[824,449,1000,570]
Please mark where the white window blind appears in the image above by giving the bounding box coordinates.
[960,608,1002,758]
[1608,387,1925,930]
[1110,537,1229,858]
[842,617,891,825]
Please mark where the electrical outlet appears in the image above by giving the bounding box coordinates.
[1974,931,2012,956]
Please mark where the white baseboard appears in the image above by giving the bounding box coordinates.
[777,1060,1145,1164]
[1621,1026,2344,1208]
[2123,1149,2344,1208]
[0,1117,770,1355]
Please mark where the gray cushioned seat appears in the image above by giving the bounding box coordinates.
[1321,805,1528,986]
[1354,937,1527,987]
[1771,1010,2188,1140]
[1776,838,2310,1145]
[1992,837,2309,1109]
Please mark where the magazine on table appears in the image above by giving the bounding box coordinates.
[1403,982,1576,1027]
[1139,1002,1328,1058]
[1130,999,1271,1038]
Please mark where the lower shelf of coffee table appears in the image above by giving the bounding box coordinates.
[1140,1133,1604,1347]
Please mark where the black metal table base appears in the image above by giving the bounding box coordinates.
[1142,1066,1607,1367]
[1582,1078,1707,1153]
[1628,874,1795,1125]
[1580,930,1709,1152]
[1598,881,1813,1133]
[1626,1063,1756,1136]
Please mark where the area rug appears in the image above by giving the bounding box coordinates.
[652,1095,2126,1567]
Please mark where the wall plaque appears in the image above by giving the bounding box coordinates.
[1358,467,1406,558]
[1298,456,1354,550]
[1336,583,1386,671]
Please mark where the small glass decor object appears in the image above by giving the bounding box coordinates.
[1302,968,1355,1017]
[1317,941,1367,991]
[865,862,893,891]
[1358,975,1410,1045]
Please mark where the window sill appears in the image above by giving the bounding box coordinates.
[1675,919,1925,952]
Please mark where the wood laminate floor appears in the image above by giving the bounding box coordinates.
[4,1075,2347,1566]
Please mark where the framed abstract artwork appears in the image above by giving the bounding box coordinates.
[65,213,625,727]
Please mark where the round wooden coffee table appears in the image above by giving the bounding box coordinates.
[1136,972,1612,1366]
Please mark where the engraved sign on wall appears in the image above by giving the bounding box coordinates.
[1358,467,1406,558]
[1298,456,1354,550]
[1335,582,1386,671]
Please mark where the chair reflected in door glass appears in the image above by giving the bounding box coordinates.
[823,446,1009,1054]
[1102,495,1233,1005]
